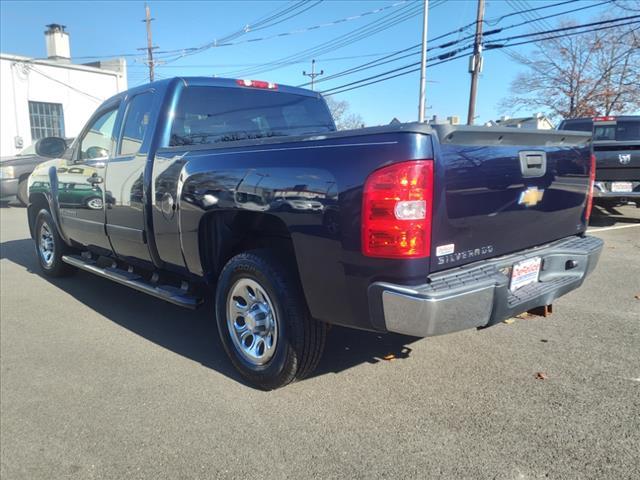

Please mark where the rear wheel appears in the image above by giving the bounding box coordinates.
[34,209,76,277]
[215,250,326,390]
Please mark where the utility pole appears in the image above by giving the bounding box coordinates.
[418,0,429,123]
[139,3,158,82]
[466,0,485,125]
[302,60,324,91]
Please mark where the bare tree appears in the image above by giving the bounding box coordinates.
[324,97,365,130]
[501,19,640,120]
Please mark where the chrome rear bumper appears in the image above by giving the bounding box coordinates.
[368,235,603,337]
[593,181,640,198]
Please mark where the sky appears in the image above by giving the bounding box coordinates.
[0,0,621,126]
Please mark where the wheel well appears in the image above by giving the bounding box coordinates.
[27,193,50,239]
[200,211,297,281]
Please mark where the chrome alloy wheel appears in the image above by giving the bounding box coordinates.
[226,278,278,366]
[38,222,55,267]
[86,197,103,210]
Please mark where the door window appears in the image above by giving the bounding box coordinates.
[78,107,118,160]
[119,92,154,156]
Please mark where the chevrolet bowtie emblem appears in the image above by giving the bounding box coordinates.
[518,186,544,207]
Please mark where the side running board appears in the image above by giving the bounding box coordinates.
[61,255,201,309]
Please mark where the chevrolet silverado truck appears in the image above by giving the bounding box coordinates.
[27,77,603,389]
[558,115,640,209]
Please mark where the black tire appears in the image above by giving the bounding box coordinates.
[17,178,29,207]
[34,209,76,277]
[215,250,326,390]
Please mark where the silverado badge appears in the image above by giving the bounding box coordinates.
[518,186,544,207]
[619,153,631,165]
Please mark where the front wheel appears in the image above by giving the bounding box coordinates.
[34,209,76,277]
[215,250,326,390]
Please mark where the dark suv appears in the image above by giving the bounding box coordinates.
[558,116,640,208]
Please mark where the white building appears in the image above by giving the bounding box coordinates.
[0,24,127,157]
[485,113,555,130]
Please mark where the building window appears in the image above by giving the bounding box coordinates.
[28,101,65,141]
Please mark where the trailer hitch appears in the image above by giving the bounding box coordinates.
[527,304,553,317]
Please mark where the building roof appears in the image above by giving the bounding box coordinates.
[0,53,122,77]
[496,116,539,124]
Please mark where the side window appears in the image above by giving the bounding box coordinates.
[78,107,118,160]
[119,92,154,156]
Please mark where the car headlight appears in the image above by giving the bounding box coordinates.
[0,166,16,179]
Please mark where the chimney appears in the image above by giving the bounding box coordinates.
[45,24,70,62]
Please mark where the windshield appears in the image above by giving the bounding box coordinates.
[170,86,335,146]
[594,120,640,142]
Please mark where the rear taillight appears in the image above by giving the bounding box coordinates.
[593,116,616,122]
[236,79,278,89]
[585,153,596,222]
[362,160,434,258]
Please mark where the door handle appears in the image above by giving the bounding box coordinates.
[519,150,547,178]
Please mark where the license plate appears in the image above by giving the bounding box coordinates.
[611,182,633,193]
[510,257,542,292]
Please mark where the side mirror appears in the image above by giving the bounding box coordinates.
[35,137,67,158]
[85,146,109,160]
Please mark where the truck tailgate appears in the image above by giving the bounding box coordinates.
[429,125,592,272]
[593,141,640,180]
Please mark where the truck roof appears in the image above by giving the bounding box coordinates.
[104,76,321,105]
[560,115,640,122]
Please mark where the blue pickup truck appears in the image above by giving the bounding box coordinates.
[27,77,602,389]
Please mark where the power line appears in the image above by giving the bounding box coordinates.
[21,64,104,102]
[248,1,324,32]
[485,14,640,45]
[485,19,640,49]
[157,0,413,64]
[128,51,406,69]
[300,0,612,88]
[321,17,640,96]
[222,0,431,78]
[324,52,470,97]
[70,0,324,61]
[484,0,578,25]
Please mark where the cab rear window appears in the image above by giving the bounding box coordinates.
[594,120,640,141]
[559,120,593,132]
[169,86,335,146]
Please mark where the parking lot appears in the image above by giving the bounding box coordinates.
[1,203,639,479]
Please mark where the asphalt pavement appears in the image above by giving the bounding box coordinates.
[1,203,639,479]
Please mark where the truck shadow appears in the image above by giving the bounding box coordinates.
[589,206,640,227]
[0,238,418,388]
